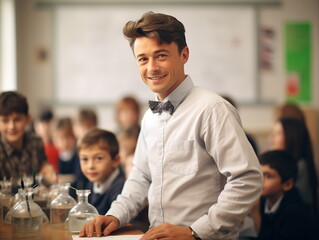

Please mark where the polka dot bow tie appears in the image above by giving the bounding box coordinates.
[148,100,175,115]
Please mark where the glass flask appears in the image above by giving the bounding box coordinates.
[4,188,22,224]
[68,189,98,233]
[5,188,49,224]
[11,188,45,239]
[0,179,13,218]
[50,183,76,230]
[0,195,3,225]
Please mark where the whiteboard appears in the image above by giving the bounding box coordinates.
[54,5,257,104]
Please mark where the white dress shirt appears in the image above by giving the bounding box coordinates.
[107,76,262,240]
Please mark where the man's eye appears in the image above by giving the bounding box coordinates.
[95,156,104,161]
[138,57,147,63]
[80,157,88,162]
[158,54,166,58]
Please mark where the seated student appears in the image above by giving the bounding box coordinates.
[52,117,87,188]
[73,108,98,142]
[115,96,141,133]
[0,91,56,184]
[77,128,125,215]
[116,126,140,178]
[269,117,318,212]
[34,108,59,172]
[251,150,315,240]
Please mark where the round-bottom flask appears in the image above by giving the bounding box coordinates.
[68,190,98,233]
[11,188,45,239]
[50,183,76,230]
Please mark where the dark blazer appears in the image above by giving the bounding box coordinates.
[258,187,315,240]
[86,167,126,215]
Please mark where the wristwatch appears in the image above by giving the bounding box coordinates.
[189,227,202,240]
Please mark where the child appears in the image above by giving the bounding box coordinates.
[73,108,98,141]
[269,117,318,212]
[0,91,56,184]
[116,126,139,178]
[251,150,315,240]
[115,96,140,133]
[77,128,125,215]
[53,117,79,174]
[34,108,59,172]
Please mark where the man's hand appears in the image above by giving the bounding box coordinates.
[140,223,194,240]
[79,215,120,237]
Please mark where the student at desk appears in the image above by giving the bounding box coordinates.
[251,150,315,240]
[80,11,262,240]
[0,91,56,184]
[77,128,125,215]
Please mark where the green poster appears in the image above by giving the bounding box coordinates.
[284,22,312,103]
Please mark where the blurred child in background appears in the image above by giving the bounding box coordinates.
[52,117,87,188]
[115,96,140,133]
[34,108,59,172]
[73,108,98,142]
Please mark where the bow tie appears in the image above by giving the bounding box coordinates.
[148,100,174,115]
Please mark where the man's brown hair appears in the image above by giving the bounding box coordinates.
[123,11,187,53]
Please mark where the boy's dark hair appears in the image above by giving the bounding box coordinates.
[259,150,298,183]
[78,128,119,159]
[123,11,187,53]
[39,108,54,122]
[0,91,29,116]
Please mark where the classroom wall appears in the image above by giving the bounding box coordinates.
[13,0,319,168]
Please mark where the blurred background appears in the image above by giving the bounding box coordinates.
[0,0,318,172]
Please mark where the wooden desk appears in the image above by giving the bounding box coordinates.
[0,223,142,240]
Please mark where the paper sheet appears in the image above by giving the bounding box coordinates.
[72,234,143,240]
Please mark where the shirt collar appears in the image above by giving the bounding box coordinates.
[264,195,283,214]
[93,167,120,194]
[153,75,194,112]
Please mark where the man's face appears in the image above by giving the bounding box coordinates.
[134,37,189,101]
[0,113,30,148]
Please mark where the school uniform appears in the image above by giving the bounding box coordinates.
[258,187,315,240]
[86,167,126,215]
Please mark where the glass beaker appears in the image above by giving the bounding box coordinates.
[50,183,76,230]
[68,189,98,233]
[11,188,44,239]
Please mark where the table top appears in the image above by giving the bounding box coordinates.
[0,223,142,240]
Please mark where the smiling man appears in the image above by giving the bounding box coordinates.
[80,12,262,240]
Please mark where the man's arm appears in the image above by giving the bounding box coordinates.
[189,102,263,239]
